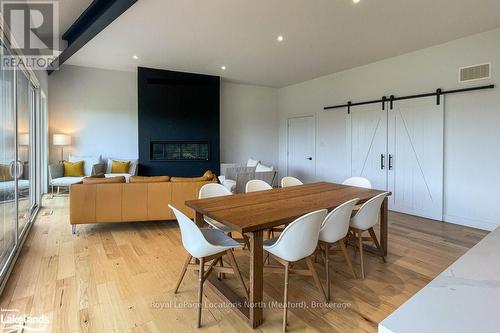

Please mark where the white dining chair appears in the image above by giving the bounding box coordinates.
[263,209,328,331]
[342,177,372,189]
[199,183,233,233]
[318,198,359,300]
[281,176,303,188]
[169,205,249,328]
[199,183,250,249]
[349,192,389,278]
[245,179,272,193]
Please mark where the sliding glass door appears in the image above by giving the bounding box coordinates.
[0,40,39,283]
[0,44,17,273]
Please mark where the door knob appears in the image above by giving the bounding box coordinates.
[9,161,15,178]
[16,160,23,179]
[306,157,312,160]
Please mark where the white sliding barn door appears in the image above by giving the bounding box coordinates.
[349,104,388,191]
[387,97,444,220]
[287,116,315,182]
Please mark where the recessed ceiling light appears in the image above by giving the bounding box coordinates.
[221,66,226,70]
[132,55,139,60]
[277,35,284,42]
[353,0,360,3]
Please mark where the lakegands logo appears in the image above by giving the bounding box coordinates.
[0,308,49,332]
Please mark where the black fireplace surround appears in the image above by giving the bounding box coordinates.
[138,67,220,176]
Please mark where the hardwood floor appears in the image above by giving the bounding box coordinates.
[0,196,487,333]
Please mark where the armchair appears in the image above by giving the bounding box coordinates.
[48,160,105,194]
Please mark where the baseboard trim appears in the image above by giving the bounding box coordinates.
[443,214,499,231]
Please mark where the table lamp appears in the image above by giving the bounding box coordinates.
[53,134,71,162]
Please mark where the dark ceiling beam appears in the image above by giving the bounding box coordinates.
[48,0,137,75]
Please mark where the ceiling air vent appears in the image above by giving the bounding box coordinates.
[459,63,491,83]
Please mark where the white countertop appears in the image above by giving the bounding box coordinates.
[379,226,500,333]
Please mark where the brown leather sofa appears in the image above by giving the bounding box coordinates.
[69,172,217,233]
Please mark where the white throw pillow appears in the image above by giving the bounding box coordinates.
[106,158,138,175]
[256,163,274,172]
[247,158,260,167]
[69,155,101,176]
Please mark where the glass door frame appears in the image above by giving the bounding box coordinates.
[15,66,40,243]
[0,37,41,290]
[0,42,18,280]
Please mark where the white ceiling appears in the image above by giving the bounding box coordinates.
[58,0,94,38]
[65,0,500,87]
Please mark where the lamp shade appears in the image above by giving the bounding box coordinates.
[53,134,71,146]
[19,133,29,146]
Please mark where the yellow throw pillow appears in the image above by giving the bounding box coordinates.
[63,161,84,177]
[0,164,13,182]
[111,160,130,174]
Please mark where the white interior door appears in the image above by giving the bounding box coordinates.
[287,116,315,183]
[349,104,388,191]
[388,97,444,220]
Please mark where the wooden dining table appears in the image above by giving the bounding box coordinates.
[185,182,389,328]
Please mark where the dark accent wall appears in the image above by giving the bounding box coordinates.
[138,67,220,176]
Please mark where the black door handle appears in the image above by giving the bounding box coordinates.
[306,157,312,160]
[389,154,393,170]
[380,154,385,170]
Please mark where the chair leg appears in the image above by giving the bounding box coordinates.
[174,254,192,293]
[283,262,290,332]
[324,244,330,301]
[197,257,205,328]
[305,257,327,302]
[338,239,357,279]
[226,250,249,299]
[358,231,365,279]
[243,235,251,250]
[368,227,386,263]
[217,257,225,280]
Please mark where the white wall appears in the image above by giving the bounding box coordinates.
[278,28,500,231]
[221,82,279,167]
[48,66,280,170]
[48,65,138,163]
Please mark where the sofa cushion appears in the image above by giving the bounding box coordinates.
[170,176,207,182]
[63,161,84,177]
[69,155,101,176]
[104,173,132,182]
[83,176,125,184]
[130,176,170,183]
[50,176,83,186]
[111,160,130,174]
[171,170,216,182]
